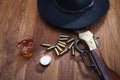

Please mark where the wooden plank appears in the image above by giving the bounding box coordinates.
[0,0,120,80]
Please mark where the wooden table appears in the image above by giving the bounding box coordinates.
[0,0,120,80]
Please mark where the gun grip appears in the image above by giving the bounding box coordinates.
[91,50,111,80]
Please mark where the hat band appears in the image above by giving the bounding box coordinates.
[55,0,94,13]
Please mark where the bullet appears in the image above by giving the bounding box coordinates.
[66,38,75,43]
[58,41,66,45]
[68,42,75,49]
[56,45,63,52]
[46,46,55,51]
[60,35,69,38]
[71,46,75,56]
[41,43,51,47]
[59,38,68,41]
[54,48,60,56]
[58,43,66,48]
[60,48,68,55]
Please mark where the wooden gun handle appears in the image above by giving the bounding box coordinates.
[91,50,111,80]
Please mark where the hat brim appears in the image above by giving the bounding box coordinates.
[37,0,109,29]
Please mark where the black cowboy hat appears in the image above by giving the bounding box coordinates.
[37,0,109,29]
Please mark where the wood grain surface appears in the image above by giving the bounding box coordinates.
[0,0,120,80]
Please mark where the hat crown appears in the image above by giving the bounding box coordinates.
[55,0,93,13]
